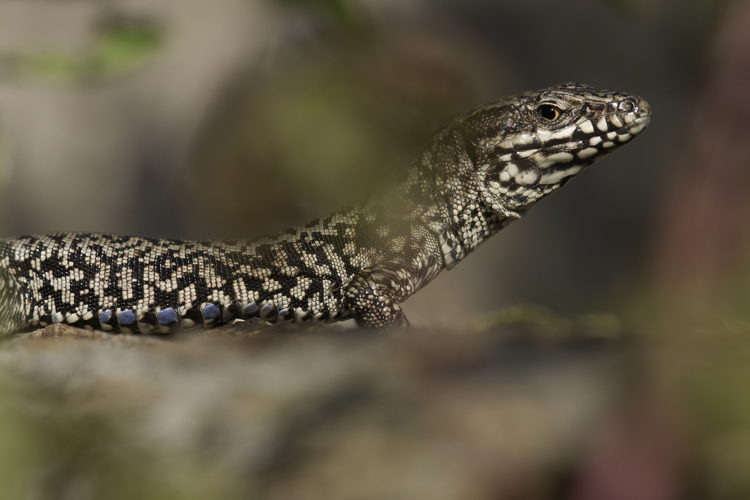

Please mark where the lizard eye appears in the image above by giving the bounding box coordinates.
[538,104,561,121]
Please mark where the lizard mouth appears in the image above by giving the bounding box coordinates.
[595,113,651,147]
[618,114,650,141]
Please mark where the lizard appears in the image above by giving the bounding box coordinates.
[0,83,650,334]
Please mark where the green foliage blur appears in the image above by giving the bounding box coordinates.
[16,23,162,83]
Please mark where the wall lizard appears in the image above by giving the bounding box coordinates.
[0,83,650,334]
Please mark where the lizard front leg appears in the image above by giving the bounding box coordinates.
[344,261,414,328]
[344,252,444,328]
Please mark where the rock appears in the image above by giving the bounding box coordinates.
[0,324,631,500]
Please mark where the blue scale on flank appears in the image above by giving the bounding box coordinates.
[157,307,180,333]
[95,302,258,333]
[201,303,221,327]
[117,309,138,333]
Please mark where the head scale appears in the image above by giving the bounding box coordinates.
[459,82,651,218]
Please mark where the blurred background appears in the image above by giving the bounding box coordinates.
[0,0,750,498]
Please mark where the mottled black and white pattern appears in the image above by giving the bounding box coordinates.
[0,83,650,334]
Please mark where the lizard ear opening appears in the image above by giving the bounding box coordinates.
[460,129,479,166]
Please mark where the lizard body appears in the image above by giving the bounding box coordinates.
[0,83,650,334]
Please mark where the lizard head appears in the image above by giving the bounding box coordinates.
[459,82,651,218]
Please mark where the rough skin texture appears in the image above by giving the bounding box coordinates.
[0,83,650,334]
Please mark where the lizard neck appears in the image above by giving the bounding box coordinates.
[356,123,522,273]
[387,124,518,270]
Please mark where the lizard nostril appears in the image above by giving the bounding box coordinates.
[619,99,635,112]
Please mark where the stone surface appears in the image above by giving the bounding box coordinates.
[0,323,631,500]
